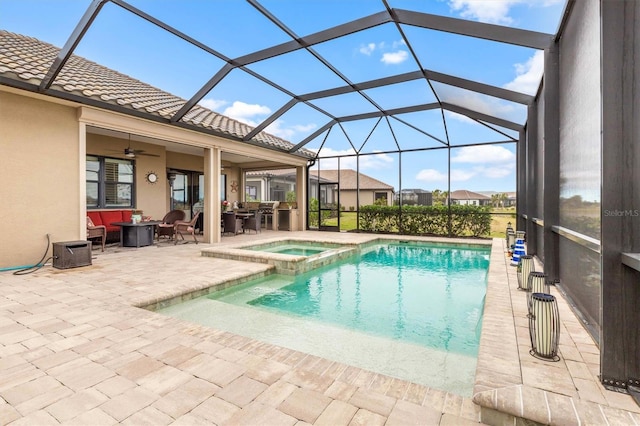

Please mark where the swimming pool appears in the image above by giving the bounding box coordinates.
[159,241,490,395]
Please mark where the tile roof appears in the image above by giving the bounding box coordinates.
[450,189,491,200]
[309,169,394,191]
[0,30,314,158]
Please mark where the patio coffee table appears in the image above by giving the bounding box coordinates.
[111,221,162,247]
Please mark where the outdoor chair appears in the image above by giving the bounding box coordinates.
[86,216,106,251]
[174,211,200,245]
[243,211,262,234]
[222,211,243,236]
[156,209,186,241]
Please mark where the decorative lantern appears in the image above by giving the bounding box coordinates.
[516,230,526,242]
[517,255,535,291]
[529,293,560,361]
[527,272,550,315]
[506,222,514,242]
[507,230,516,252]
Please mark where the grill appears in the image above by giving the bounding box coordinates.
[257,202,275,215]
[257,202,276,229]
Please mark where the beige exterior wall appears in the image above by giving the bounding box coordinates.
[341,189,393,209]
[87,133,168,220]
[0,91,80,269]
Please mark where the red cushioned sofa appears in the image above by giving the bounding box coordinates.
[87,210,133,242]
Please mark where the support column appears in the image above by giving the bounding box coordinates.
[526,104,539,255]
[204,147,221,243]
[600,0,640,389]
[296,165,306,231]
[542,42,560,281]
[516,128,526,232]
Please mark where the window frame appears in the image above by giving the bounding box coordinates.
[86,155,136,209]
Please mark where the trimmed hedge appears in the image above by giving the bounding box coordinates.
[359,204,491,237]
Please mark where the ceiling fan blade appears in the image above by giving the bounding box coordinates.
[137,152,160,157]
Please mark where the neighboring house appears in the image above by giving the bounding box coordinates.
[0,31,311,268]
[479,191,517,208]
[309,169,394,209]
[396,189,433,206]
[449,190,492,206]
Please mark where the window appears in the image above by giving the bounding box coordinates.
[246,184,258,201]
[86,155,134,208]
[374,192,387,199]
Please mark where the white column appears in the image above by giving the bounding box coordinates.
[296,166,306,231]
[204,147,221,243]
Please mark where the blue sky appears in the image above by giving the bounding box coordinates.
[0,0,566,194]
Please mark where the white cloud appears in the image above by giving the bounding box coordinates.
[381,50,408,65]
[448,0,563,25]
[475,165,514,178]
[265,119,317,140]
[415,168,476,182]
[416,169,447,182]
[450,169,477,181]
[452,145,515,164]
[359,43,376,55]
[392,39,406,49]
[198,98,228,112]
[222,101,271,126]
[448,0,518,25]
[449,145,516,181]
[440,89,517,122]
[200,101,315,141]
[503,50,545,95]
[310,147,394,170]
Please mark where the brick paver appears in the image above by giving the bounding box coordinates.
[0,232,634,425]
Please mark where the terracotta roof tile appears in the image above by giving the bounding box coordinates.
[0,30,314,158]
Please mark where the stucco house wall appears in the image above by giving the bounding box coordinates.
[1,90,80,268]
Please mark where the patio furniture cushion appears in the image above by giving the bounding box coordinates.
[87,210,134,242]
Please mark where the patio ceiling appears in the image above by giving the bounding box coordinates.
[9,0,565,158]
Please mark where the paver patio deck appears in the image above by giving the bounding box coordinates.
[1,230,638,425]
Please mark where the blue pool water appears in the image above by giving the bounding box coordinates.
[259,245,326,256]
[246,241,337,256]
[158,241,490,394]
[210,242,489,356]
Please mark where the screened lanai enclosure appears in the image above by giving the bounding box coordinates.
[2,0,639,403]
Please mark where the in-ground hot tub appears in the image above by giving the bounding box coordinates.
[200,239,357,275]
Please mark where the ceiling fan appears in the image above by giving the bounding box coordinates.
[112,134,159,158]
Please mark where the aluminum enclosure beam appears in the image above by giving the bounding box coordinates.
[39,0,107,92]
[394,9,553,50]
[441,102,522,131]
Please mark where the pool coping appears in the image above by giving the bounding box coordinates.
[472,238,640,425]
